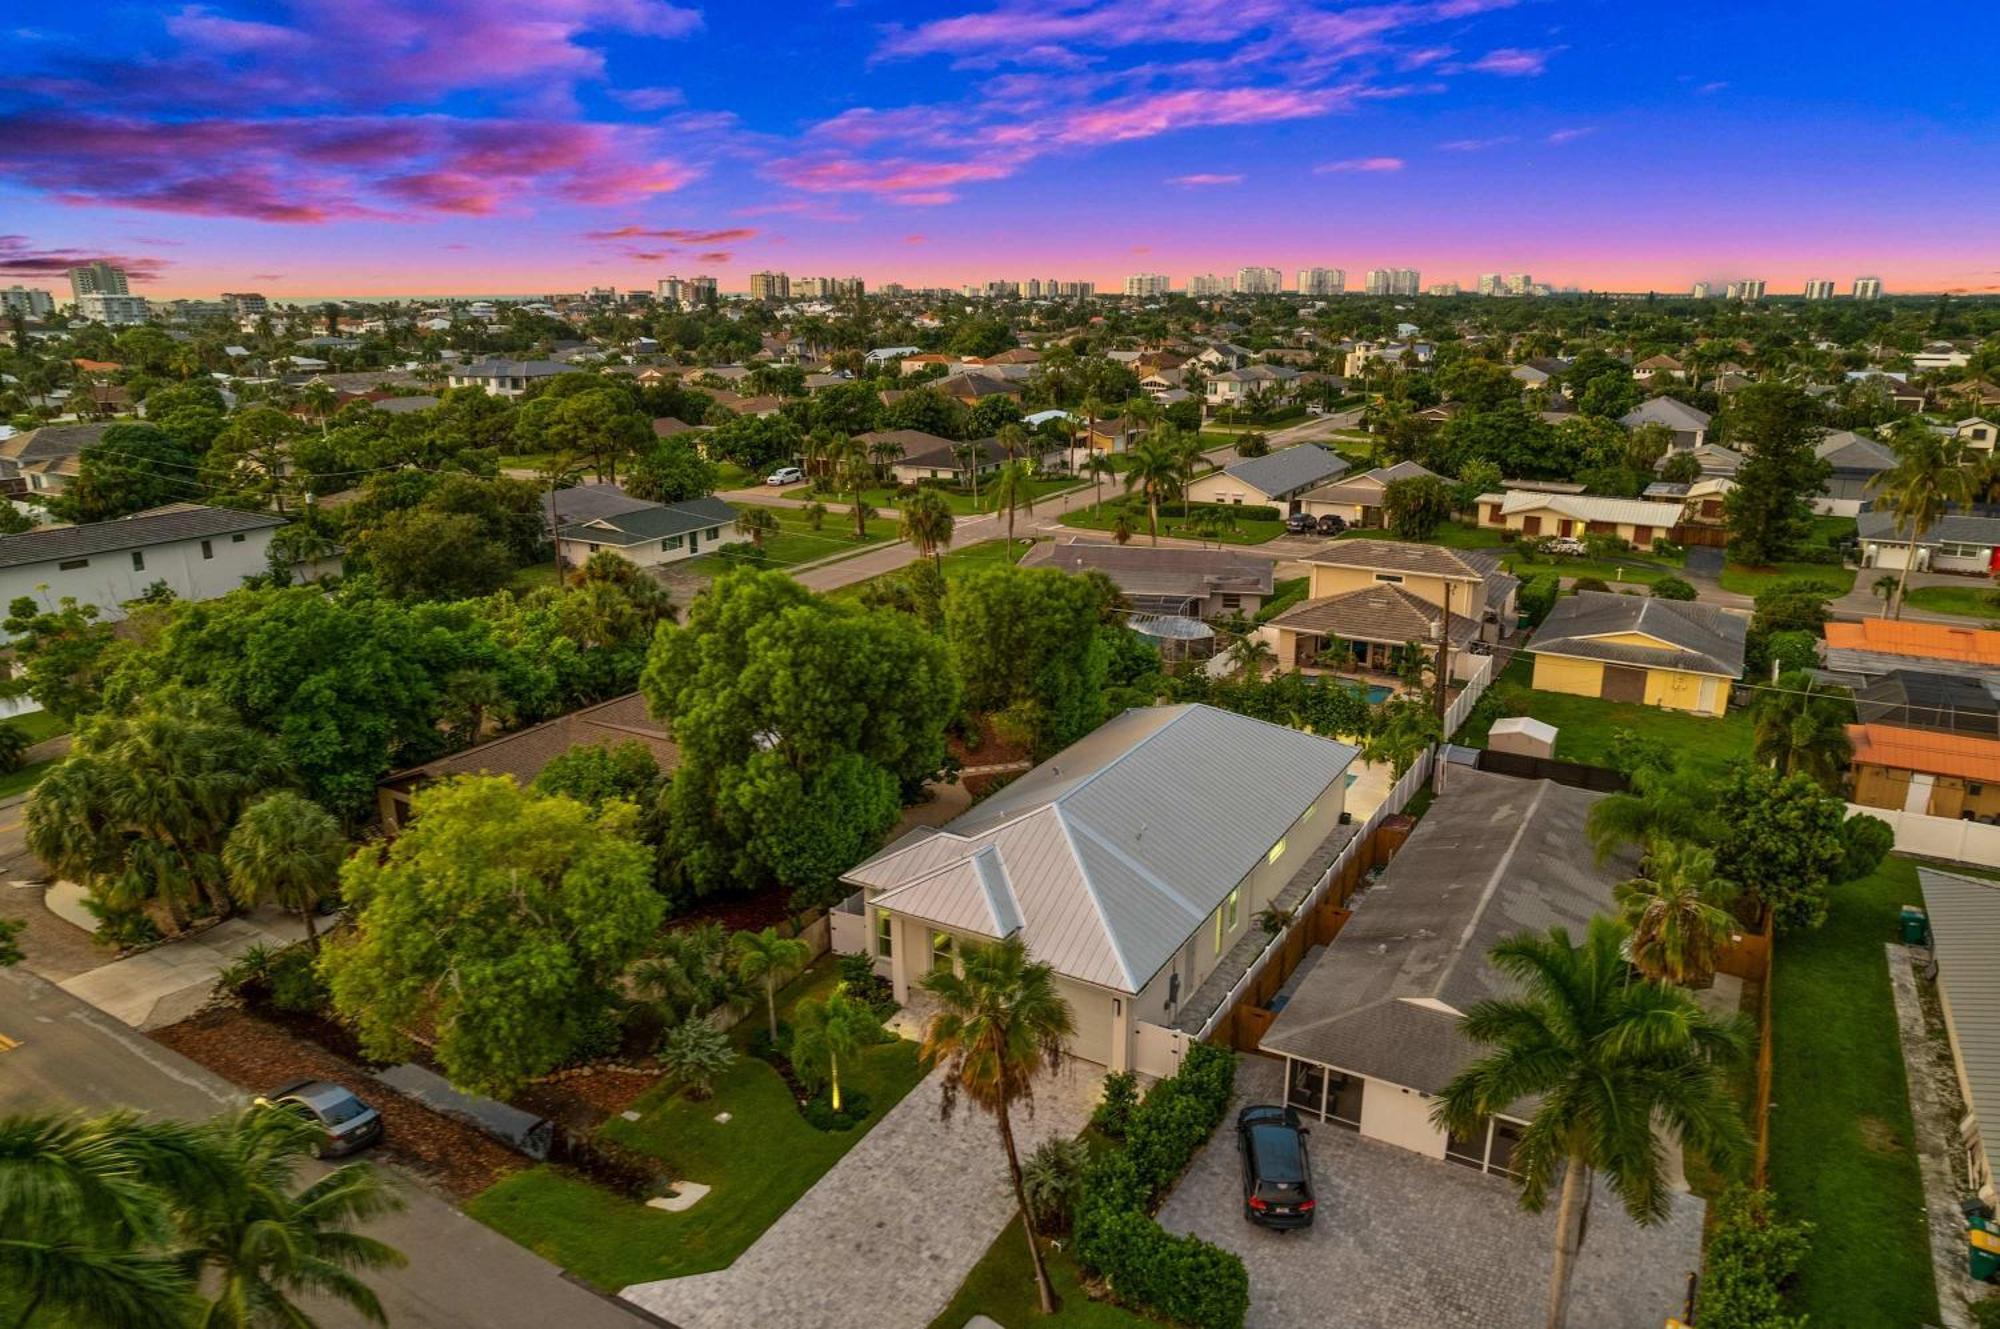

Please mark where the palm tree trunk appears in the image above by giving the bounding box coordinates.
[1149,493,1160,546]
[1892,540,1916,620]
[766,976,779,1041]
[300,907,318,951]
[996,1097,1059,1314]
[1544,1156,1591,1329]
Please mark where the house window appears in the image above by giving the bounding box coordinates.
[200,540,214,560]
[1373,573,1403,584]
[1325,1072,1364,1128]
[1301,801,1317,823]
[230,532,246,543]
[875,911,893,958]
[705,527,721,540]
[1446,1119,1489,1170]
[1225,886,1239,933]
[1266,838,1287,865]
[57,558,88,571]
[930,930,955,974]
[662,535,685,551]
[1220,594,1242,611]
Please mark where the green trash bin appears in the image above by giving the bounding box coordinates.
[1972,1226,2000,1281]
[1900,906,1929,945]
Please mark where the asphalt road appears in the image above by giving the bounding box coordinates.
[0,966,652,1329]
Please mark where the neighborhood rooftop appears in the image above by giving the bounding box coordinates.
[1220,443,1349,496]
[1528,591,1749,678]
[0,504,286,571]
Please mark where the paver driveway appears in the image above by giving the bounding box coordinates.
[620,1058,1099,1329]
[1156,1057,1706,1329]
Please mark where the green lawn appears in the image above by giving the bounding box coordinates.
[688,503,901,572]
[7,710,67,744]
[1767,857,1939,1327]
[927,1221,1160,1329]
[1904,584,2000,620]
[1256,576,1310,624]
[0,759,56,800]
[1342,522,1685,586]
[1457,657,1755,781]
[504,561,563,594]
[840,475,1077,517]
[1718,561,1857,596]
[466,959,927,1291]
[1335,521,1507,550]
[1060,501,1284,546]
[829,539,1038,603]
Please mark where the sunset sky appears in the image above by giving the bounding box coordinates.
[3,0,1995,300]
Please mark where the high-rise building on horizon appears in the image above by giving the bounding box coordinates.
[1188,273,1228,296]
[1124,273,1171,297]
[1476,273,1504,296]
[1427,282,1461,297]
[1803,279,1836,300]
[1505,273,1533,296]
[1364,267,1421,296]
[1853,276,1883,300]
[747,271,791,302]
[2,286,54,318]
[1057,280,1095,298]
[220,292,267,317]
[1690,282,1713,299]
[1234,266,1283,295]
[657,274,718,305]
[1724,279,1766,301]
[68,262,129,301]
[1296,267,1345,296]
[74,293,150,325]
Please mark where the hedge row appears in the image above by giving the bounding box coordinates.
[1073,1043,1248,1329]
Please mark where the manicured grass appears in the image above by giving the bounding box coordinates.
[1335,520,1507,550]
[1718,561,1857,596]
[829,539,1038,603]
[0,759,55,799]
[847,475,1077,516]
[714,462,760,489]
[1060,501,1284,546]
[927,1220,1160,1329]
[689,503,901,572]
[1904,584,2000,620]
[1519,556,1687,588]
[504,561,563,594]
[1456,657,1755,781]
[1256,576,1310,623]
[7,710,67,744]
[467,959,927,1291]
[1767,857,1939,1327]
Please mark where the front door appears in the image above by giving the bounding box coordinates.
[1522,515,1542,536]
[1600,665,1647,704]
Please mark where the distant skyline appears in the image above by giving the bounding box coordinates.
[3,1,1996,300]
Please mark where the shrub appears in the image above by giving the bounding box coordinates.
[1021,1136,1091,1234]
[0,725,29,774]
[1650,576,1698,601]
[800,1090,871,1132]
[267,946,330,1014]
[1838,813,1895,883]
[1516,574,1559,626]
[568,1003,624,1062]
[1091,1070,1139,1140]
[1695,1186,1812,1329]
[658,1016,736,1099]
[1763,629,1819,676]
[1572,576,1612,594]
[834,951,875,990]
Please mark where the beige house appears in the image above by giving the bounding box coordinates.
[1477,489,1688,547]
[1185,444,1348,513]
[1297,460,1440,530]
[1266,538,1517,672]
[839,705,1358,1072]
[552,489,744,569]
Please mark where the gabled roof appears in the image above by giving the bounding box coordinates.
[1919,868,2000,1142]
[1299,459,1439,506]
[0,504,285,571]
[1261,771,1623,1099]
[1485,489,1689,528]
[1526,591,1748,678]
[451,359,565,378]
[1219,444,1349,499]
[1620,397,1712,431]
[1018,538,1274,603]
[1857,508,2000,547]
[545,482,658,528]
[0,422,111,464]
[1847,724,2000,782]
[1308,537,1500,582]
[1815,430,1895,472]
[556,495,738,546]
[845,704,1358,994]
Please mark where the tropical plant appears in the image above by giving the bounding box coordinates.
[633,922,752,1025]
[1867,421,1973,619]
[1233,431,1270,458]
[730,927,812,1041]
[1085,453,1116,508]
[921,935,1075,1315]
[657,1016,736,1100]
[898,487,955,569]
[1090,1070,1139,1140]
[1122,436,1183,546]
[1433,919,1749,1329]
[1109,512,1137,545]
[1359,695,1441,777]
[735,505,779,549]
[1870,573,1899,618]
[1585,767,1708,862]
[179,1104,406,1327]
[989,460,1039,559]
[222,791,347,949]
[1614,839,1740,986]
[1021,1136,1092,1235]
[1751,671,1854,791]
[1228,635,1274,677]
[788,990,885,1112]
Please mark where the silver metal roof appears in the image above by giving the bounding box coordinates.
[1919,868,2000,1144]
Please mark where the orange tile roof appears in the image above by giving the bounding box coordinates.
[1848,724,2000,782]
[1823,619,2000,666]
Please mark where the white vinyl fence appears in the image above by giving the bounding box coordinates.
[1848,804,2000,870]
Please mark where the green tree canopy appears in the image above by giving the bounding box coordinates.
[944,566,1112,757]
[1721,383,1832,565]
[48,425,201,523]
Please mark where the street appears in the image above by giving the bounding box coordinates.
[0,966,652,1329]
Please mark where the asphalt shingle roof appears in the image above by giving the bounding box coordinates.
[1526,590,1749,678]
[0,505,284,571]
[557,495,738,546]
[1220,444,1349,500]
[1857,508,2000,546]
[1620,397,1712,431]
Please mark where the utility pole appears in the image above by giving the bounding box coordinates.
[1432,579,1452,795]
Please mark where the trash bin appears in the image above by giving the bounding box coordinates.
[1971,1225,2000,1282]
[1900,906,1929,945]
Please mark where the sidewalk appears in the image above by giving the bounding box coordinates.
[56,904,311,1030]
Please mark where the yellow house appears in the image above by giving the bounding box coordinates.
[1524,591,1748,715]
[1477,489,1689,548]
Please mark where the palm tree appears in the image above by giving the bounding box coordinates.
[995,422,1030,463]
[0,1110,212,1329]
[1110,513,1136,545]
[1868,422,1973,619]
[1229,635,1274,677]
[1234,431,1270,458]
[1583,768,1708,862]
[1432,919,1748,1329]
[989,460,1039,560]
[921,936,1075,1317]
[736,506,780,549]
[180,1104,406,1328]
[1751,670,1855,791]
[1122,436,1183,546]
[898,488,956,569]
[298,382,338,438]
[222,792,347,949]
[952,443,984,506]
[867,436,902,483]
[1085,453,1116,509]
[1077,393,1109,473]
[730,927,811,1042]
[1871,573,1900,618]
[1614,839,1739,986]
[788,990,883,1112]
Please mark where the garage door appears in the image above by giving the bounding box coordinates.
[1600,665,1647,703]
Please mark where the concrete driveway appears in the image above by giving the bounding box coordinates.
[621,1058,1100,1329]
[0,965,648,1329]
[57,905,311,1030]
[1155,1058,1705,1329]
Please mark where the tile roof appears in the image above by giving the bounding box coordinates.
[1526,591,1749,678]
[0,504,285,571]
[1220,444,1349,499]
[1822,619,2000,668]
[845,704,1358,994]
[1847,724,2000,782]
[1268,583,1480,647]
[1308,538,1500,581]
[1918,868,2000,1146]
[1261,771,1625,1099]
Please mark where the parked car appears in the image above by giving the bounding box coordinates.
[260,1080,384,1157]
[1315,513,1346,536]
[765,466,804,486]
[1284,513,1318,535]
[1237,1104,1315,1229]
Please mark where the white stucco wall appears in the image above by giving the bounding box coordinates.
[0,528,274,641]
[1359,1079,1448,1159]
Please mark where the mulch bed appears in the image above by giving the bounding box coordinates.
[667,886,793,935]
[152,1005,526,1201]
[514,1065,661,1131]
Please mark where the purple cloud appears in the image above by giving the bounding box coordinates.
[1315,156,1404,173]
[0,235,173,282]
[1465,46,1562,76]
[1546,126,1595,144]
[1168,173,1243,186]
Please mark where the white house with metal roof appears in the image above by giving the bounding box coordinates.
[1184,444,1350,514]
[1918,868,2000,1212]
[839,704,1359,1072]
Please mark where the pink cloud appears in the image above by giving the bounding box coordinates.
[0,235,173,282]
[695,250,732,263]
[903,234,926,245]
[1315,156,1404,173]
[584,225,757,243]
[1059,86,1344,145]
[611,86,685,111]
[1465,46,1561,76]
[1168,173,1243,187]
[1437,135,1516,151]
[1545,126,1595,144]
[769,154,1017,198]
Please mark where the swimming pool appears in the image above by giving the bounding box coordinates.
[1303,677,1394,704]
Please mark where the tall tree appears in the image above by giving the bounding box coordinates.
[1122,436,1183,545]
[1433,920,1748,1329]
[1614,840,1739,986]
[1720,383,1832,566]
[731,926,812,1041]
[222,791,348,949]
[920,937,1076,1317]
[1751,671,1855,791]
[988,459,1038,559]
[944,566,1112,758]
[1867,420,1973,618]
[898,487,956,569]
[48,425,202,524]
[788,990,884,1111]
